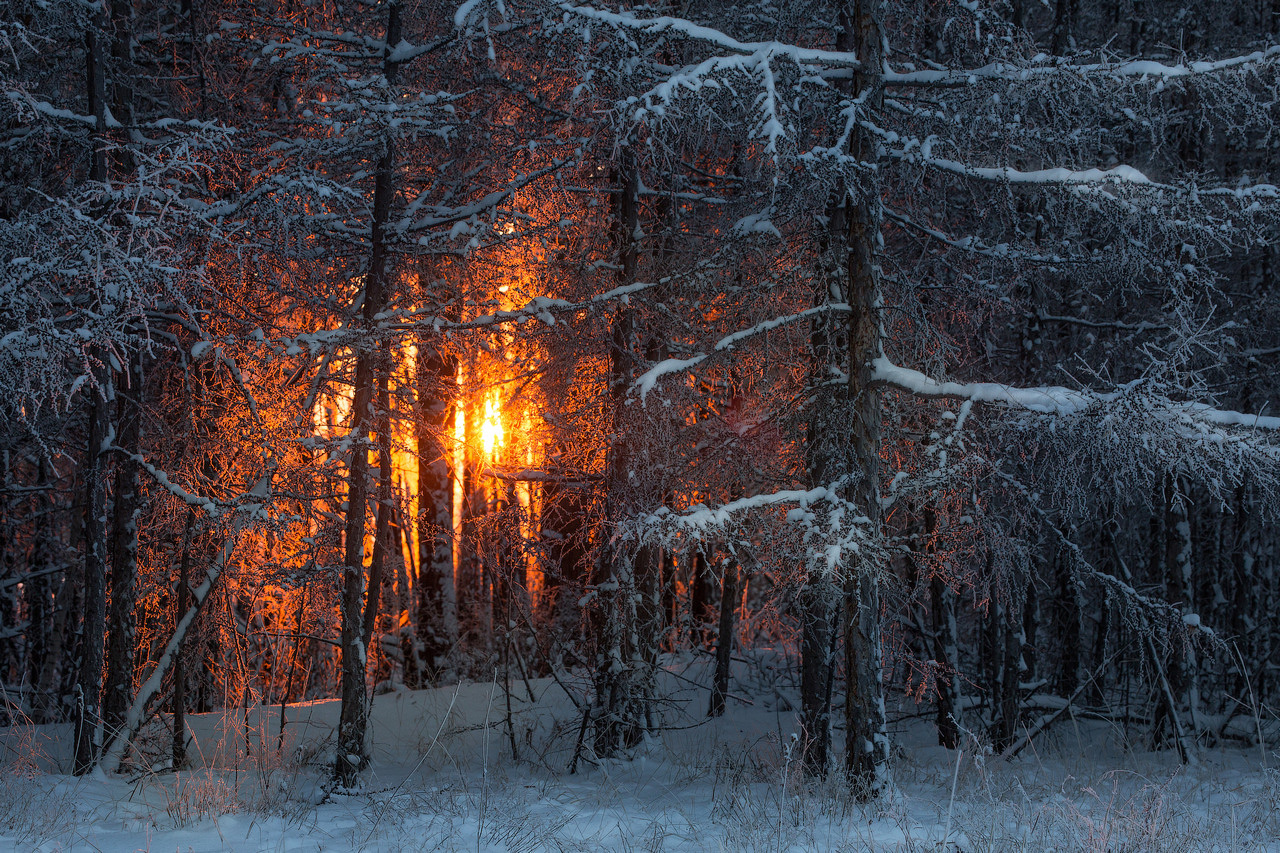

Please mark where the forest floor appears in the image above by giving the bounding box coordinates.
[0,656,1277,851]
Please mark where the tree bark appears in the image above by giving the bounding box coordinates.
[25,459,56,724]
[104,353,143,745]
[75,373,110,775]
[172,508,195,769]
[335,0,401,787]
[840,0,889,797]
[415,343,455,682]
[592,146,651,757]
[74,8,110,775]
[708,552,739,718]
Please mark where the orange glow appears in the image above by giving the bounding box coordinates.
[480,391,505,459]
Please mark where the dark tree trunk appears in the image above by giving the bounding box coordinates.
[930,573,960,748]
[840,0,889,797]
[708,553,739,718]
[414,343,455,682]
[1050,0,1076,54]
[592,146,652,757]
[1161,474,1195,744]
[75,374,110,775]
[1054,546,1082,697]
[104,354,143,744]
[172,508,195,769]
[800,582,837,772]
[360,344,394,660]
[74,6,110,776]
[25,460,56,723]
[689,549,714,647]
[540,460,588,638]
[335,0,400,787]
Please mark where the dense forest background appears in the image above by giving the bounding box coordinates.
[1,0,1279,796]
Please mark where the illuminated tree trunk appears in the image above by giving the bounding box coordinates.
[335,0,400,787]
[414,344,455,682]
[104,353,143,745]
[841,0,889,795]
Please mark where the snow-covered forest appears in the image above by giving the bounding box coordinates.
[2,0,1280,848]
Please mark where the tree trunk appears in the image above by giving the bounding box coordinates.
[360,343,394,661]
[991,595,1024,753]
[708,552,739,717]
[1161,474,1196,746]
[172,508,194,769]
[689,548,714,646]
[75,374,110,775]
[415,343,455,682]
[99,527,239,775]
[592,146,651,757]
[104,353,143,745]
[540,455,588,638]
[25,460,56,723]
[335,0,400,787]
[840,0,889,797]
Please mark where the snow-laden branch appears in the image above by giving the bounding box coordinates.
[97,522,244,774]
[642,486,842,531]
[882,145,1155,187]
[632,49,796,161]
[878,138,1280,197]
[635,484,874,574]
[553,2,860,68]
[549,4,1280,89]
[885,45,1280,87]
[401,159,570,232]
[386,279,660,334]
[872,357,1280,431]
[634,304,850,400]
[884,209,1070,263]
[108,444,275,521]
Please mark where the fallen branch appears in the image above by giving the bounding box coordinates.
[97,525,242,774]
[1003,647,1122,759]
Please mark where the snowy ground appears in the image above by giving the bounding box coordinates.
[1,659,1277,852]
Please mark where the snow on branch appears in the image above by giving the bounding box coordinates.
[885,45,1280,87]
[882,145,1155,187]
[878,138,1280,198]
[97,523,244,775]
[555,2,860,68]
[634,304,850,401]
[633,484,874,574]
[386,278,660,334]
[884,208,1070,264]
[872,357,1280,433]
[632,49,798,161]
[401,159,570,233]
